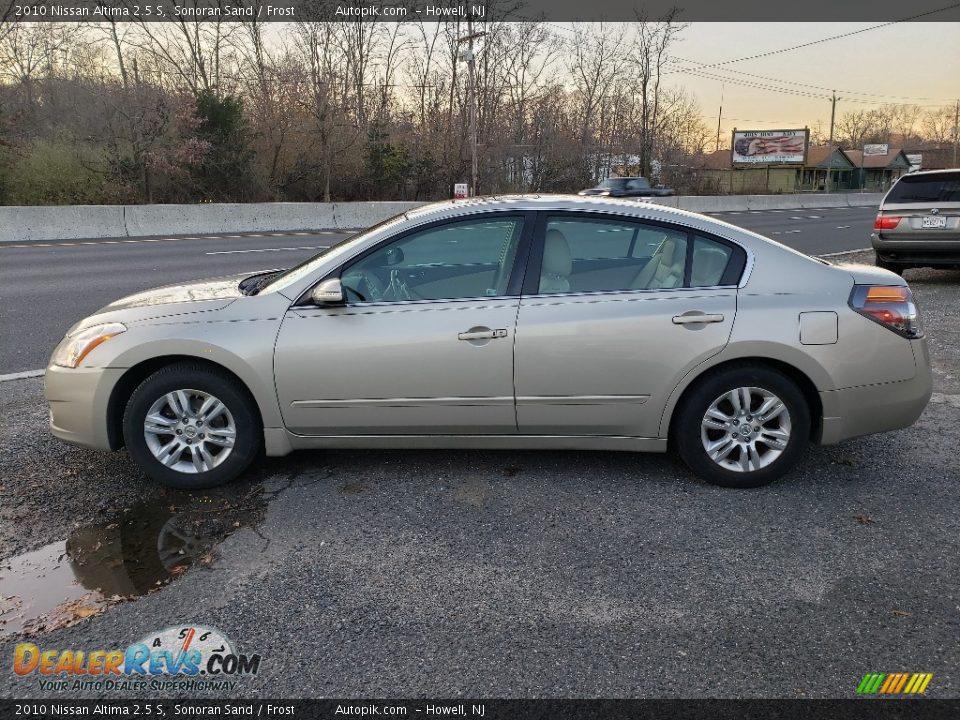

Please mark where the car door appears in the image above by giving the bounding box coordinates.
[513,212,744,438]
[273,213,532,436]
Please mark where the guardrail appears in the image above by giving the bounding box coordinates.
[0,193,884,243]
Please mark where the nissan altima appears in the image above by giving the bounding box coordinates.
[45,196,932,489]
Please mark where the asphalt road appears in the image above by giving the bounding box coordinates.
[0,206,877,375]
[0,255,958,699]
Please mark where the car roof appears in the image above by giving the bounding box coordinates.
[901,168,960,178]
[405,194,681,222]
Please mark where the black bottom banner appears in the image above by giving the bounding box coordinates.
[4,699,960,720]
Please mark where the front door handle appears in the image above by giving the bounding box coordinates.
[672,312,725,325]
[458,328,508,341]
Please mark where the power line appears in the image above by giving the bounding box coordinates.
[661,3,960,74]
[666,56,956,103]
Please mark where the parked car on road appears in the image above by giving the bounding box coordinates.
[873,168,960,275]
[46,196,931,490]
[578,176,674,198]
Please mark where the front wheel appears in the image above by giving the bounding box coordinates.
[123,363,262,490]
[674,366,811,488]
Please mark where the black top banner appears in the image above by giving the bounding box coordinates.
[7,0,960,22]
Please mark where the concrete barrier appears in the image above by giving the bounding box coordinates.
[0,193,885,243]
[0,205,127,243]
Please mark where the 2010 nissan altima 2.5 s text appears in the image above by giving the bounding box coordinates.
[45,196,932,490]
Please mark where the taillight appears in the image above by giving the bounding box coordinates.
[849,285,923,338]
[874,215,901,230]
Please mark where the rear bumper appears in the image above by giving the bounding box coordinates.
[871,233,960,265]
[818,338,932,444]
[44,364,122,452]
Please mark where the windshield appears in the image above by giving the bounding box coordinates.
[257,212,410,294]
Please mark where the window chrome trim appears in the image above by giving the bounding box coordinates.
[520,285,739,302]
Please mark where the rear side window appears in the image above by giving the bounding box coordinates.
[885,173,960,203]
[534,215,745,295]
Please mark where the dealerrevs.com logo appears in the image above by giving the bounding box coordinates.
[13,625,262,692]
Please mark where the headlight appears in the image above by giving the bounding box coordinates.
[52,323,126,368]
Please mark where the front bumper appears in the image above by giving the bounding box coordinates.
[45,364,125,451]
[818,338,932,445]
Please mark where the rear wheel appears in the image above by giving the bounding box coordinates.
[875,254,904,276]
[123,363,261,490]
[674,366,810,488]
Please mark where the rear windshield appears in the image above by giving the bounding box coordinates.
[886,173,960,203]
[600,179,628,189]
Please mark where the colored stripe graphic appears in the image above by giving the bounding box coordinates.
[857,672,932,694]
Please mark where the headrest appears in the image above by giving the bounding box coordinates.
[542,229,572,276]
[659,237,680,264]
[691,246,728,286]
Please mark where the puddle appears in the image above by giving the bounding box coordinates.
[0,490,266,638]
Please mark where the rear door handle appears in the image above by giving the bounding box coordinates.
[458,328,508,341]
[672,313,725,325]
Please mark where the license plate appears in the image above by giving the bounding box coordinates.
[921,216,947,228]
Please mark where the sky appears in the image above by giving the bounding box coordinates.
[669,22,960,139]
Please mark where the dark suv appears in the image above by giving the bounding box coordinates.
[578,177,674,198]
[872,169,960,275]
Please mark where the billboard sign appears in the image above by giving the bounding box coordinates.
[453,182,469,199]
[732,129,808,165]
[863,143,890,156]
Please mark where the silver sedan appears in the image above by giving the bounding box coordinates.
[45,196,932,489]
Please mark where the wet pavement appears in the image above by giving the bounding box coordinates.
[0,254,958,698]
[1,492,266,638]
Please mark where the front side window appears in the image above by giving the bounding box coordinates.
[340,217,524,303]
[536,216,741,295]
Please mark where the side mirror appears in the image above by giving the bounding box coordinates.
[310,278,344,305]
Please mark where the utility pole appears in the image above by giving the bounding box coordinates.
[828,91,839,147]
[715,82,724,153]
[954,99,959,167]
[827,91,839,193]
[457,21,485,197]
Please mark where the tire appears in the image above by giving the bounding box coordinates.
[122,363,262,490]
[875,254,904,276]
[673,365,811,489]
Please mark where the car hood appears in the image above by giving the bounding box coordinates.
[71,273,254,334]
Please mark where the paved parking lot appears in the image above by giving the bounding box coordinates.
[1,251,958,699]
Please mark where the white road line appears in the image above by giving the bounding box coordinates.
[818,247,870,258]
[836,225,851,229]
[789,216,804,220]
[784,230,801,234]
[205,245,328,255]
[807,215,822,219]
[0,369,44,382]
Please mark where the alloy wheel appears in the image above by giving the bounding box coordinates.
[142,389,237,474]
[700,386,792,473]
